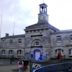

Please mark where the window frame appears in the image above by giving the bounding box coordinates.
[56,35,62,42]
[18,39,22,43]
[1,50,6,55]
[70,35,72,40]
[9,39,13,44]
[17,50,22,54]
[35,41,39,45]
[8,50,14,54]
[69,49,72,56]
[55,49,64,56]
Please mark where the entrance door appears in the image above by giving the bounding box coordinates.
[35,51,41,61]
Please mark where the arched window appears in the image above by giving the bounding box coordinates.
[35,41,39,45]
[8,50,13,54]
[17,50,22,54]
[1,50,6,55]
[32,39,41,46]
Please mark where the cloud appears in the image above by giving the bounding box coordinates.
[0,0,72,37]
[0,0,34,36]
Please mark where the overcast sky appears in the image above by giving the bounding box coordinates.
[0,0,72,37]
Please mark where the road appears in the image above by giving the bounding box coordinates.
[0,64,17,72]
[0,64,30,72]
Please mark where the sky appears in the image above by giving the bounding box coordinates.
[0,0,72,37]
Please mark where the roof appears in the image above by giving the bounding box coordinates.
[52,29,72,35]
[1,34,25,39]
[39,3,48,8]
[25,22,59,32]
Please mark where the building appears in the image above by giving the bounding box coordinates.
[0,3,72,71]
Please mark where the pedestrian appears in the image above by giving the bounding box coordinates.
[17,60,24,72]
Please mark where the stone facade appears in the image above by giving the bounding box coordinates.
[0,3,72,65]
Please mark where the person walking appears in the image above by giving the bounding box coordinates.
[17,60,24,72]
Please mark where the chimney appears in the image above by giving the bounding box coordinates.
[5,33,9,37]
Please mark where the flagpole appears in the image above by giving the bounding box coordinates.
[0,15,2,39]
[0,14,2,47]
[13,21,15,36]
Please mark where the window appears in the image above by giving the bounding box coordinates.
[56,36,62,41]
[35,41,39,45]
[25,53,30,59]
[70,35,72,40]
[2,39,5,41]
[55,49,64,59]
[69,49,72,56]
[55,49,63,53]
[33,30,36,32]
[31,39,41,46]
[8,50,13,54]
[26,31,28,33]
[1,50,6,55]
[18,39,22,43]
[55,49,64,55]
[17,50,22,54]
[9,39,13,44]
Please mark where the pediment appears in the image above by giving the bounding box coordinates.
[25,22,59,32]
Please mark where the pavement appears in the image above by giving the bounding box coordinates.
[0,64,30,72]
[0,64,17,72]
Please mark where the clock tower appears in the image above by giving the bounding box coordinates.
[38,3,48,23]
